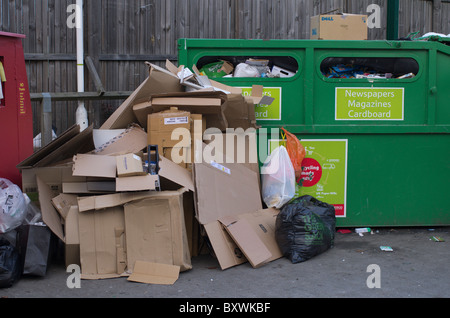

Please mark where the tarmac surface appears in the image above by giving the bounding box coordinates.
[1,226,449,301]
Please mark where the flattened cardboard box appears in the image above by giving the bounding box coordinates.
[71,154,193,193]
[206,208,281,270]
[193,143,262,225]
[203,130,260,178]
[78,205,126,279]
[101,63,183,130]
[128,261,180,285]
[21,164,85,197]
[36,176,80,267]
[91,124,147,156]
[17,124,94,169]
[193,143,264,269]
[220,208,282,268]
[124,189,192,273]
[134,91,228,131]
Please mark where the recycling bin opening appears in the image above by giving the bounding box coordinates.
[320,57,420,79]
[196,55,299,78]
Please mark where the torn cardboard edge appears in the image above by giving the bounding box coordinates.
[91,124,148,156]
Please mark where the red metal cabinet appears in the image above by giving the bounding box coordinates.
[0,31,33,187]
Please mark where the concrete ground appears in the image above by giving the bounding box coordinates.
[1,226,449,300]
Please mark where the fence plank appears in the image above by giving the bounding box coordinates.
[1,0,449,136]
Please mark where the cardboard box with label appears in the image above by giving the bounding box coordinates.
[147,108,206,169]
[116,153,146,177]
[311,14,368,40]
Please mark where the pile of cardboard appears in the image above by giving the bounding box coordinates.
[17,61,282,285]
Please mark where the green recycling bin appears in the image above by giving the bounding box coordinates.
[178,38,450,227]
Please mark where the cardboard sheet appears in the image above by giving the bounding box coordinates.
[92,124,147,156]
[78,205,126,279]
[127,261,180,285]
[206,208,281,270]
[124,189,192,273]
[101,63,183,129]
[219,216,272,268]
[193,144,262,225]
[72,154,117,178]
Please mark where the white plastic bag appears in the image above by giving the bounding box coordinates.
[261,146,296,209]
[233,63,260,77]
[0,178,28,233]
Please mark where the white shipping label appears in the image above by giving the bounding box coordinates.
[164,116,189,125]
[210,161,231,175]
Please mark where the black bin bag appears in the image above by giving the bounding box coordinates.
[0,237,21,288]
[275,195,336,264]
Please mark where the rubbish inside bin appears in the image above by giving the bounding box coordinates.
[275,195,336,263]
[196,56,298,78]
[321,57,419,79]
[199,60,234,78]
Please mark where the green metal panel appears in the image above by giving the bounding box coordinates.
[178,38,450,227]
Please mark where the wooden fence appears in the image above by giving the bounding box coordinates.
[1,0,449,137]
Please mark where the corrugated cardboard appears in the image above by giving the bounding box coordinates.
[311,14,368,40]
[77,191,156,213]
[51,193,78,219]
[65,206,80,267]
[36,176,80,267]
[133,91,228,131]
[220,208,281,268]
[78,205,126,279]
[101,63,183,130]
[147,109,192,156]
[36,176,65,242]
[127,261,180,285]
[116,153,146,177]
[17,125,80,169]
[223,93,258,130]
[21,164,85,196]
[72,154,117,178]
[92,124,147,156]
[203,221,247,270]
[193,143,262,225]
[124,189,192,273]
[93,129,125,149]
[17,124,95,169]
[219,216,272,268]
[115,174,160,192]
[62,181,117,194]
[148,108,191,133]
[203,131,260,177]
[71,152,193,193]
[205,208,281,270]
